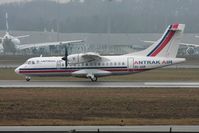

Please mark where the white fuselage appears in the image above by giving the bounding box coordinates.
[15,54,185,78]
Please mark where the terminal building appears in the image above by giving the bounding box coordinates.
[0,31,198,56]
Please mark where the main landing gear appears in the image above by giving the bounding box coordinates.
[25,76,31,82]
[87,74,98,82]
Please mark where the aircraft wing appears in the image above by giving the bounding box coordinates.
[81,52,102,60]
[179,43,199,47]
[17,40,83,50]
[195,35,199,38]
[16,35,30,39]
[143,40,155,44]
[143,40,199,47]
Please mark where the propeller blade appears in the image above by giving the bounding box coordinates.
[62,45,68,67]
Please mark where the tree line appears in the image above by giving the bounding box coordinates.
[0,0,198,33]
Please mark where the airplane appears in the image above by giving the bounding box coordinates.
[0,13,83,54]
[15,23,185,82]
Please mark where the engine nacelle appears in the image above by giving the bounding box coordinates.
[186,47,195,55]
[12,38,21,46]
[68,54,80,64]
[68,53,96,64]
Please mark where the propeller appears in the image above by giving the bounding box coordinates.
[62,45,68,67]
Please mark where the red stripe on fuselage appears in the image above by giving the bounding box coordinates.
[19,68,149,74]
[150,31,175,56]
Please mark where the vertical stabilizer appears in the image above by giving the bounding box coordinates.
[129,24,185,58]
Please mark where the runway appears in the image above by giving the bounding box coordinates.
[0,126,199,132]
[0,80,199,88]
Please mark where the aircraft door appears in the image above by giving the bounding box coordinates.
[128,57,134,69]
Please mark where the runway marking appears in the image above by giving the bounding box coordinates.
[0,80,199,88]
[145,82,199,88]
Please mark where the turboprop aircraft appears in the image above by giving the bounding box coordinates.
[15,23,186,82]
[0,13,83,54]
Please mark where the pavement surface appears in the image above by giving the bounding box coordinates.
[0,80,199,88]
[0,126,199,132]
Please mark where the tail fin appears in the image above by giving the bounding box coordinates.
[131,23,185,58]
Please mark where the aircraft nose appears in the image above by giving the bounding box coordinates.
[15,67,19,74]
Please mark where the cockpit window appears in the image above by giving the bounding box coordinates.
[28,61,31,64]
[32,61,35,64]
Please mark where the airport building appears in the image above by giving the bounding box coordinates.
[0,31,198,56]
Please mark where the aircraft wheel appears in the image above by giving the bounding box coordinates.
[25,77,31,82]
[91,77,97,82]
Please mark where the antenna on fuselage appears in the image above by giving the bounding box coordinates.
[61,45,68,67]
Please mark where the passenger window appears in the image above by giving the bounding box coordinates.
[122,62,125,65]
[114,62,117,66]
[118,62,121,65]
[32,61,35,64]
[106,62,109,66]
[98,62,100,66]
[86,63,88,66]
[110,62,113,66]
[102,63,104,66]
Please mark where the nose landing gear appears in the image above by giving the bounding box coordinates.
[25,76,31,82]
